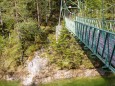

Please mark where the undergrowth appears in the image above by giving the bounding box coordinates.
[41,24,94,69]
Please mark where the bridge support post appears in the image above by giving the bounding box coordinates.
[102,65,111,72]
[84,46,88,50]
[90,54,96,59]
[56,25,62,42]
[56,0,63,43]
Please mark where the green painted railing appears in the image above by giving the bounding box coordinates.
[65,17,115,73]
[76,17,115,32]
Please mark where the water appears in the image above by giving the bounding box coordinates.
[22,52,48,86]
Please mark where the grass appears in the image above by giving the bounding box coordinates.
[0,76,115,86]
[40,76,115,86]
[0,80,19,86]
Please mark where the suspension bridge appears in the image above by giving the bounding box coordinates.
[59,0,115,73]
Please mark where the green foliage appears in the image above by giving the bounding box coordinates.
[17,21,38,43]
[54,29,81,69]
[85,0,101,10]
[0,0,109,72]
[25,45,36,56]
[3,16,15,32]
[0,0,51,67]
[0,0,60,73]
[0,36,4,55]
[1,30,22,69]
[13,21,48,60]
[46,27,93,69]
[77,0,115,19]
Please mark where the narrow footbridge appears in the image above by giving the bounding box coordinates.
[65,17,115,73]
[61,0,115,73]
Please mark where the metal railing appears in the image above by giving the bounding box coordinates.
[65,17,115,73]
[76,17,115,32]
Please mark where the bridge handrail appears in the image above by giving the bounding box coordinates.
[76,17,115,32]
[76,16,115,22]
[74,20,115,35]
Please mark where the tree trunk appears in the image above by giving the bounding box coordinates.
[14,0,24,63]
[14,0,18,23]
[0,9,4,37]
[36,0,40,27]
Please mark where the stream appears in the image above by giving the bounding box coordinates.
[22,52,48,86]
